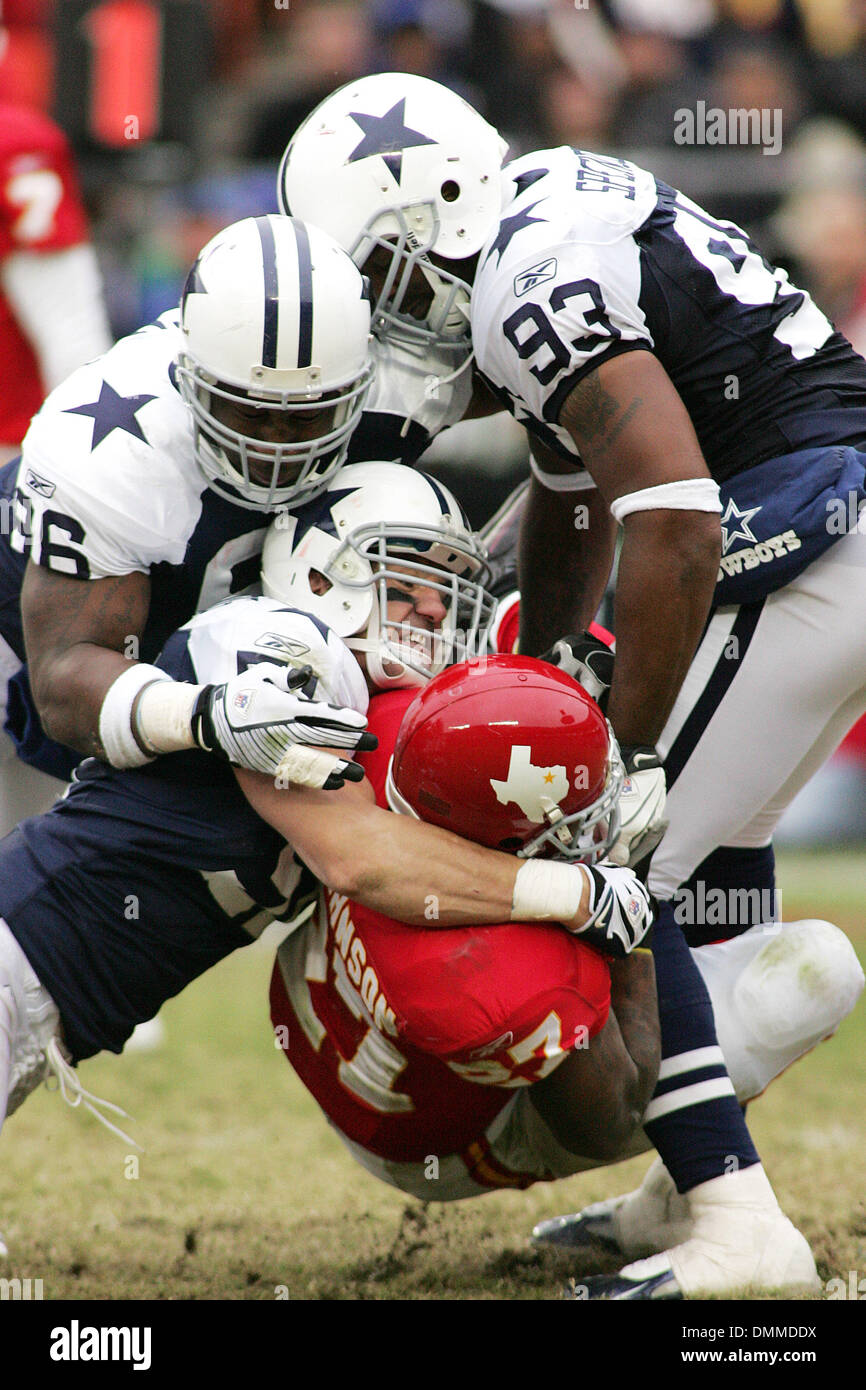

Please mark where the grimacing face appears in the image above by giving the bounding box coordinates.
[309,562,451,685]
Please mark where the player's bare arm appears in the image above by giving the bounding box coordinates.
[233,761,653,956]
[528,950,660,1160]
[518,437,616,655]
[234,763,608,932]
[558,350,722,746]
[235,761,656,956]
[22,562,150,758]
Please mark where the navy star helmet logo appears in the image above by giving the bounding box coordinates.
[64,381,157,450]
[484,202,547,267]
[180,259,208,319]
[347,99,436,185]
[720,498,762,554]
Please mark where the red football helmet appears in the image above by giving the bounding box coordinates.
[385,654,624,862]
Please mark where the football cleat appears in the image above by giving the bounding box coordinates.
[1,921,138,1147]
[564,1264,682,1300]
[2,924,62,1121]
[561,1167,820,1299]
[531,1157,691,1258]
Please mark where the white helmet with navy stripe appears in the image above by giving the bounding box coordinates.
[176,215,375,511]
[260,461,496,689]
[278,74,508,353]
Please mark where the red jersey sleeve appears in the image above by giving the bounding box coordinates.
[0,104,90,258]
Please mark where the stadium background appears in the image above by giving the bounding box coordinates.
[0,0,864,1302]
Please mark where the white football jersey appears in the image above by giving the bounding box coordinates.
[472,148,656,472]
[15,311,203,578]
[178,594,369,719]
[471,147,864,486]
[12,311,474,592]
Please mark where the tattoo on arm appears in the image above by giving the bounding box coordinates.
[571,373,643,458]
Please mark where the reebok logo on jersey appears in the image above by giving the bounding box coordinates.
[514,258,557,298]
[24,469,55,498]
[255,632,311,659]
[490,746,568,822]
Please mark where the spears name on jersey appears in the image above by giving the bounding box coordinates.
[474,147,866,478]
[473,149,866,604]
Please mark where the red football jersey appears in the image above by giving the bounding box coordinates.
[270,687,611,1164]
[0,104,91,442]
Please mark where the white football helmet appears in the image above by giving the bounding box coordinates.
[278,73,508,352]
[261,461,496,689]
[175,215,375,511]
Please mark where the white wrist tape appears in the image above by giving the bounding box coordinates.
[134,677,203,756]
[529,453,597,493]
[610,478,722,524]
[274,745,342,790]
[98,663,174,768]
[511,859,587,924]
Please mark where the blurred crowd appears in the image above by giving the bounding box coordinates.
[1,0,866,841]
[3,0,866,342]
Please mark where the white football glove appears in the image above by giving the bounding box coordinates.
[191,663,375,790]
[572,862,655,958]
[608,745,667,867]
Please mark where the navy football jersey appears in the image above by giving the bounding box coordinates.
[0,598,368,1061]
[473,148,866,483]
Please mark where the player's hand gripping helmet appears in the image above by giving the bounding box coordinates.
[278,73,508,352]
[261,461,496,689]
[386,654,624,863]
[176,215,375,511]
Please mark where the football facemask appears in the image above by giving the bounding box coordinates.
[278,72,508,353]
[176,215,375,511]
[261,461,496,689]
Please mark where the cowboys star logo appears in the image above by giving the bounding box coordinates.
[720,498,762,554]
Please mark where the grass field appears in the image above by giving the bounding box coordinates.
[1,849,864,1302]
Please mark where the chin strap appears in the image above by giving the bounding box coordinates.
[399,346,474,439]
[346,634,430,690]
